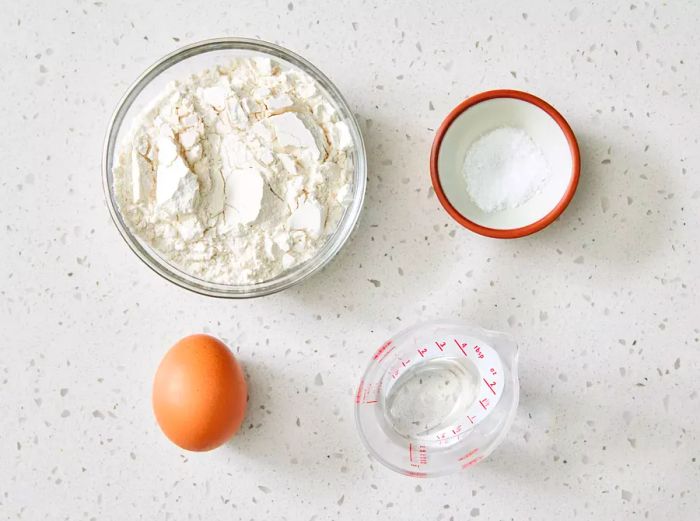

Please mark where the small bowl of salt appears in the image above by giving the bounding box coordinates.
[430,90,580,238]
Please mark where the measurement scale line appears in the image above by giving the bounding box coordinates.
[454,338,468,357]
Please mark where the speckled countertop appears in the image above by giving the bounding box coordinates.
[2,1,699,519]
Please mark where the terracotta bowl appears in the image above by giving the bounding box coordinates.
[430,90,580,238]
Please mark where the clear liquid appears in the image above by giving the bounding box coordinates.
[382,357,480,443]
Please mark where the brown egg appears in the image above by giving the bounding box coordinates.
[152,334,247,451]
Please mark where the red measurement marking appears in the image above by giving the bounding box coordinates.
[483,378,497,396]
[373,340,393,360]
[479,398,490,410]
[409,443,428,466]
[452,424,463,435]
[473,345,484,359]
[356,382,382,404]
[490,367,498,376]
[435,341,446,351]
[461,455,484,469]
[458,448,479,461]
[418,445,428,465]
[417,347,428,358]
[454,338,468,357]
[354,380,364,404]
[401,358,412,368]
[405,471,427,478]
[381,345,396,363]
[435,429,479,444]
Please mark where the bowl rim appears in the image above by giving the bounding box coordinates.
[101,37,367,298]
[430,89,580,239]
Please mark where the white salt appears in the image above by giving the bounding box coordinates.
[463,127,551,213]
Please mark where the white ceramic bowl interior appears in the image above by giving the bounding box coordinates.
[437,97,573,230]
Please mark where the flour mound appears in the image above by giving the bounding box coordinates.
[113,57,353,284]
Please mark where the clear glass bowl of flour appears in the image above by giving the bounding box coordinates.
[102,38,366,298]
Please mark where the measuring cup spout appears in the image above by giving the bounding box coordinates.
[486,327,519,374]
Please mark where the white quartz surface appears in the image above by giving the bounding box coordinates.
[1,1,699,519]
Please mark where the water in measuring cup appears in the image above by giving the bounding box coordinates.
[382,357,480,445]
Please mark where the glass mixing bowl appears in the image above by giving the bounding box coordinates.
[102,38,366,298]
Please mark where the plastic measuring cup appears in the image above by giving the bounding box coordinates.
[354,320,519,477]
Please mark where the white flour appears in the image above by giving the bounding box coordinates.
[463,127,550,213]
[113,57,353,284]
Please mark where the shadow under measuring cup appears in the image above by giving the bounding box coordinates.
[354,320,519,477]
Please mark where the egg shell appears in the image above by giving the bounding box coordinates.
[152,334,247,451]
